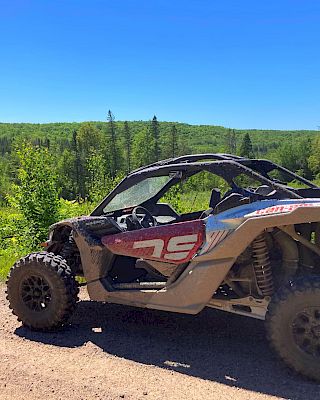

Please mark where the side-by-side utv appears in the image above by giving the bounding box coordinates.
[6,154,320,381]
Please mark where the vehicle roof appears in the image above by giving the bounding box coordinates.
[129,153,316,188]
[131,153,245,174]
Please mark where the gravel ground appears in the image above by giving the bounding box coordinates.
[0,284,319,400]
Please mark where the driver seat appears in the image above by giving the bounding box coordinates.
[200,188,221,218]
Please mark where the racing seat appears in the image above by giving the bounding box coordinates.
[214,193,250,214]
[200,188,221,218]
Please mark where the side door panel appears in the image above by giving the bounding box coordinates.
[102,220,205,264]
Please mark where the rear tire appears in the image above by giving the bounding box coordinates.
[266,277,320,382]
[6,252,79,331]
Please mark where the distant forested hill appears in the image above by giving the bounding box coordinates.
[0,121,318,157]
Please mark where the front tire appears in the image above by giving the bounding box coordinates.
[6,252,79,331]
[266,277,320,382]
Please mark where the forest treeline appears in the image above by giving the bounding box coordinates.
[1,112,320,205]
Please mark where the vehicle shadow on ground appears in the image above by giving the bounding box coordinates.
[15,300,319,400]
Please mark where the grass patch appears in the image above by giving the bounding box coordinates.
[0,250,23,281]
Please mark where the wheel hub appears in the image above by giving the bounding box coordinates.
[292,307,320,358]
[20,275,52,312]
[33,288,41,298]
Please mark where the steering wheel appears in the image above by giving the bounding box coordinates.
[132,206,158,229]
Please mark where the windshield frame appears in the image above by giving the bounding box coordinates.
[91,167,188,216]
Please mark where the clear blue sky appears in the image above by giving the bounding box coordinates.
[0,0,319,129]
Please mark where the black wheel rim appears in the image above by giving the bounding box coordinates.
[292,307,320,358]
[20,275,52,312]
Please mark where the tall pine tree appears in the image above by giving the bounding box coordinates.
[151,115,160,162]
[123,121,131,172]
[107,110,118,177]
[171,124,178,157]
[239,133,254,158]
[225,128,237,154]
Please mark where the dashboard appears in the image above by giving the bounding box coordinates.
[116,213,176,230]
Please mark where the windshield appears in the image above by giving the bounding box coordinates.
[103,175,172,212]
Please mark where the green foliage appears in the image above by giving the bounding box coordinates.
[239,133,254,158]
[178,191,211,214]
[182,171,229,194]
[0,207,32,280]
[1,119,320,281]
[161,124,180,159]
[161,184,183,213]
[86,148,106,202]
[161,171,229,214]
[151,115,160,161]
[107,110,121,177]
[57,148,77,199]
[78,122,102,153]
[170,125,178,158]
[123,121,132,172]
[77,123,103,197]
[16,144,59,246]
[161,189,211,214]
[0,159,12,204]
[225,128,237,154]
[0,201,93,280]
[308,137,320,180]
[278,138,312,179]
[87,147,124,204]
[132,128,156,168]
[58,199,94,219]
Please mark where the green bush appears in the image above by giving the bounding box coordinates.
[15,144,60,246]
[0,207,31,280]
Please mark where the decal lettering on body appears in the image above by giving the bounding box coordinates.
[133,234,198,261]
[252,203,320,216]
[133,239,165,258]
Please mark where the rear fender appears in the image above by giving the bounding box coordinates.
[48,217,116,283]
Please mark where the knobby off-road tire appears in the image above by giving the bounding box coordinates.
[6,252,79,331]
[266,277,320,382]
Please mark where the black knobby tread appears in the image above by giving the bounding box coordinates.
[266,276,320,382]
[6,251,79,331]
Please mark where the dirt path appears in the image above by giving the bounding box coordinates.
[0,284,319,400]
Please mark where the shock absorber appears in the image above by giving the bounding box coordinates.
[252,233,274,296]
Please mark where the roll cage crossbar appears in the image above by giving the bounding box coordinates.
[133,154,317,188]
[131,153,245,173]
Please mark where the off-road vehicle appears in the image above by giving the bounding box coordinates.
[6,154,320,381]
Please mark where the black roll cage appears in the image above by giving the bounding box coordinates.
[91,154,318,216]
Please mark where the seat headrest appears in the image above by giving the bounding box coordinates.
[209,188,221,208]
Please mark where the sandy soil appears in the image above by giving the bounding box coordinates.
[0,284,319,400]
